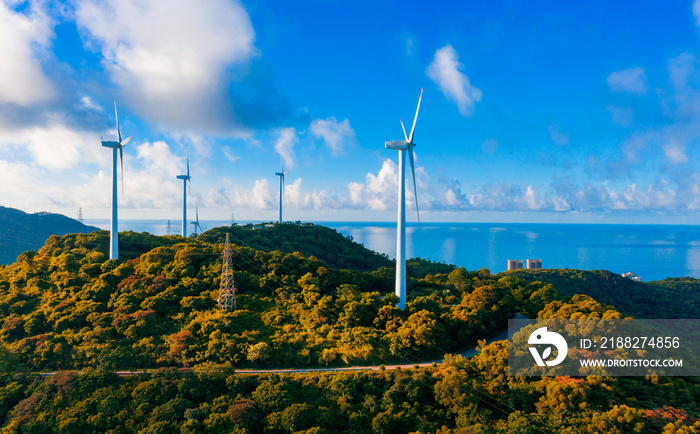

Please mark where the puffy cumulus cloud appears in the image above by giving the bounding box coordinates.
[75,0,257,132]
[607,67,647,94]
[0,2,54,105]
[0,120,103,170]
[234,178,274,209]
[285,178,329,210]
[273,127,298,170]
[364,159,398,210]
[552,178,682,211]
[135,141,182,178]
[349,160,584,213]
[206,176,334,214]
[426,44,482,116]
[467,184,558,211]
[310,117,356,155]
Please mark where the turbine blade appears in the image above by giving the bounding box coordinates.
[408,148,420,225]
[188,179,192,195]
[408,88,423,144]
[119,146,125,195]
[400,119,408,141]
[186,153,190,177]
[283,170,289,175]
[121,136,132,146]
[114,101,122,143]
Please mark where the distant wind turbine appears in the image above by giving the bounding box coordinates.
[385,88,423,310]
[101,102,132,260]
[275,166,289,223]
[176,154,192,237]
[191,201,203,235]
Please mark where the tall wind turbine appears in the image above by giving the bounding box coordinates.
[385,88,423,310]
[191,201,203,235]
[101,102,132,260]
[275,166,289,223]
[176,154,192,237]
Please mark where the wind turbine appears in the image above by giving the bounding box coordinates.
[385,88,423,310]
[101,102,132,260]
[275,166,289,223]
[176,154,192,237]
[191,201,203,235]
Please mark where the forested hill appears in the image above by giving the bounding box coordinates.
[504,268,700,319]
[198,223,456,275]
[198,223,392,272]
[0,206,99,265]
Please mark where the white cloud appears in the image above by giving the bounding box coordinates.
[0,121,102,170]
[694,0,700,27]
[75,0,256,131]
[663,141,689,163]
[285,178,329,210]
[310,117,355,155]
[233,178,274,210]
[365,159,398,210]
[426,44,482,116]
[222,146,240,163]
[135,141,182,177]
[607,67,647,94]
[80,95,102,112]
[0,159,36,203]
[274,127,298,170]
[0,2,54,105]
[553,178,681,211]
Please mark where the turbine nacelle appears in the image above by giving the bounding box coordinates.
[385,140,416,151]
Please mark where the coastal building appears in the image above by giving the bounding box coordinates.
[508,260,523,270]
[527,259,542,269]
[622,272,642,282]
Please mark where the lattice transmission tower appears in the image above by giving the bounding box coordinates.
[218,233,237,310]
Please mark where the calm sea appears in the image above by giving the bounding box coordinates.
[84,220,700,282]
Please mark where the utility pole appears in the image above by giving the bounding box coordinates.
[218,233,237,311]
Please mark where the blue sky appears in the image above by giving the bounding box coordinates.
[3,0,700,224]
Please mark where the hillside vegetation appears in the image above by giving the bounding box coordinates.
[0,206,99,265]
[505,268,700,319]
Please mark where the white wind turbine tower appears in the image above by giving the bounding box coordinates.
[275,166,289,223]
[385,88,423,310]
[101,102,132,260]
[191,201,203,235]
[176,154,192,237]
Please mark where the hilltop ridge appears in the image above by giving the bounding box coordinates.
[0,206,100,265]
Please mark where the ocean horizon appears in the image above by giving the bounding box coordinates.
[84,219,700,282]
